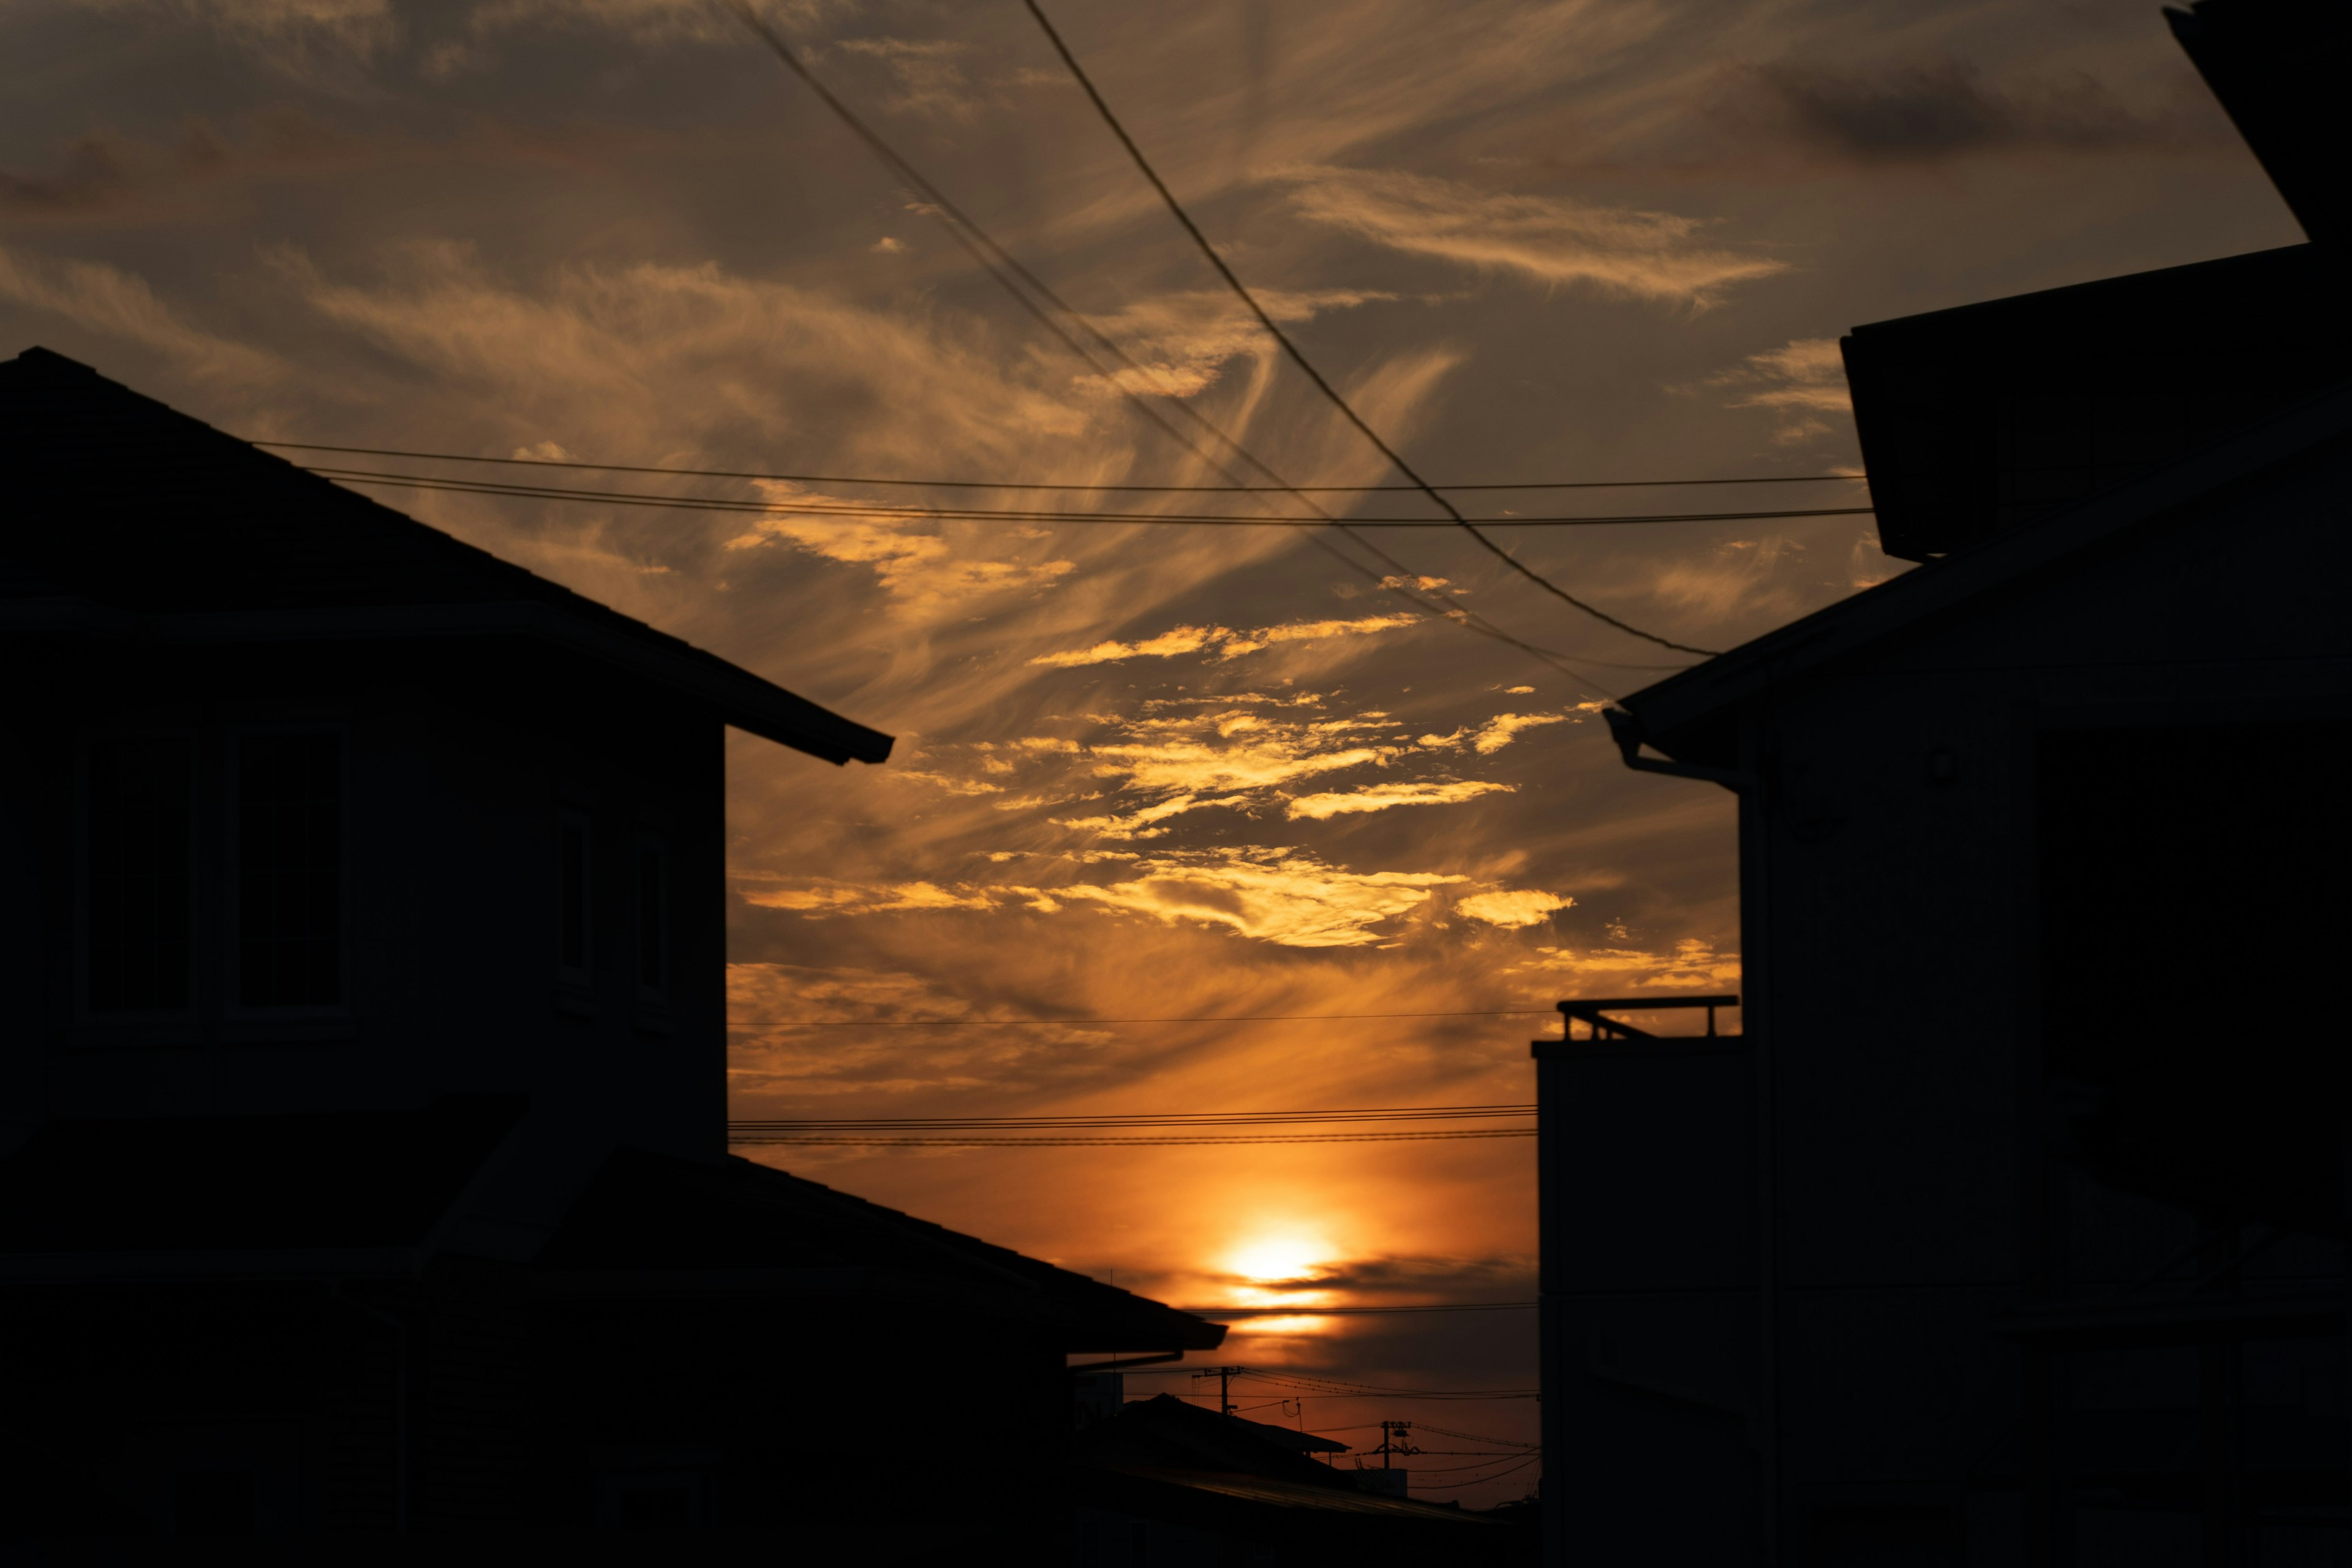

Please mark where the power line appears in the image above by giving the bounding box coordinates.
[1412,1454,1542,1490]
[1417,1423,1542,1449]
[729,1128,1530,1146]
[729,1104,1532,1128]
[737,1107,1532,1127]
[714,2,1649,698]
[251,437,1865,494]
[301,467,1874,529]
[726,1008,1561,1027]
[1020,0,1719,658]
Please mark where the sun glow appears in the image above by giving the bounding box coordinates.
[1223,1231,1339,1310]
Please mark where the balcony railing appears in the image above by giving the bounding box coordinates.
[1556,994,1740,1042]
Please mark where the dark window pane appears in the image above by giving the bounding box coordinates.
[238,733,342,1008]
[173,1469,257,1536]
[560,821,589,973]
[616,1482,693,1530]
[86,735,193,1012]
[638,845,665,995]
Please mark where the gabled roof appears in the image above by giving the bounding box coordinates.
[0,348,891,766]
[1618,379,2352,768]
[1077,1393,1349,1485]
[536,1147,1227,1352]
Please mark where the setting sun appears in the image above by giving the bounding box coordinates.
[1223,1231,1340,1313]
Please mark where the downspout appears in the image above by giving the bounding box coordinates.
[330,1286,409,1532]
[1603,707,1754,794]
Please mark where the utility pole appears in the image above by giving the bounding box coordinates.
[1373,1420,1418,1469]
[1193,1365,1246,1416]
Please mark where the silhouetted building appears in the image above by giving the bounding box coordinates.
[1539,3,2350,1562]
[1071,1393,1517,1566]
[0,347,1223,1552]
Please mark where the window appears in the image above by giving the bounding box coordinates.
[636,838,668,1000]
[235,732,342,1009]
[85,734,194,1013]
[172,1469,258,1537]
[597,1472,703,1531]
[559,810,593,984]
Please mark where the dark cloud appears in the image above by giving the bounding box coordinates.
[0,137,130,215]
[0,112,370,219]
[1741,56,2200,162]
[1248,1254,1532,1297]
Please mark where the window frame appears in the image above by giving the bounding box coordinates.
[223,722,352,1022]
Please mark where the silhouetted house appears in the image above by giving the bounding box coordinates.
[1071,1393,1515,1566]
[0,347,1223,1552]
[1538,3,2350,1563]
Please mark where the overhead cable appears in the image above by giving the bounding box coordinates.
[729,1103,1535,1129]
[303,467,1874,530]
[1020,0,1719,658]
[728,1008,1555,1027]
[1414,1454,1542,1490]
[716,1,1639,695]
[729,1128,1530,1146]
[253,437,1865,494]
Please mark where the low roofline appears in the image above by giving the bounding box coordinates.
[1618,377,2352,762]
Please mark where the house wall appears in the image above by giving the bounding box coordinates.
[1547,442,2351,1565]
[1,632,728,1219]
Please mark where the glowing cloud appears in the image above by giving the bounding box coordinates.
[1419,712,1570,755]
[1046,850,1464,948]
[1031,614,1416,668]
[1704,337,1853,443]
[1457,889,1573,928]
[1285,780,1514,820]
[1283,165,1785,306]
[740,880,995,914]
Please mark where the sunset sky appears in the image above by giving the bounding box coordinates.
[1,0,2301,1500]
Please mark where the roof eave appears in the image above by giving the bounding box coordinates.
[1619,378,2352,756]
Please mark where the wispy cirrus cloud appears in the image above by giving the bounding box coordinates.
[1044,849,1466,948]
[732,850,1470,949]
[1281,165,1785,307]
[1702,336,1852,443]
[1511,936,1741,990]
[729,481,1076,607]
[739,878,997,914]
[1286,780,1513,820]
[1416,711,1571,755]
[1070,287,1395,399]
[1031,612,1417,668]
[0,243,284,386]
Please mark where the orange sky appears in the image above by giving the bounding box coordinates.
[0,0,2302,1506]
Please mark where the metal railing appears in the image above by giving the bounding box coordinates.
[1556,994,1740,1042]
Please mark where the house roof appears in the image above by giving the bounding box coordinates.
[0,348,890,766]
[1617,377,2352,769]
[534,1147,1227,1352]
[1076,1394,1351,1487]
[1842,243,2350,560]
[2166,0,2352,250]
[1078,1464,1499,1526]
[0,1095,525,1262]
